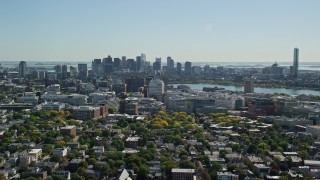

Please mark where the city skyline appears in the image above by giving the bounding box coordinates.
[0,1,319,62]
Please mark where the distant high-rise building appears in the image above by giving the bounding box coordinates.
[153,58,161,72]
[78,64,87,79]
[70,66,78,77]
[244,79,254,93]
[167,56,174,71]
[177,62,182,74]
[140,53,146,71]
[136,56,142,71]
[92,59,101,75]
[54,64,62,73]
[126,59,136,71]
[293,48,299,78]
[185,61,192,74]
[103,55,113,64]
[62,65,68,79]
[103,55,113,75]
[19,61,27,78]
[113,58,121,70]
[121,56,127,68]
[38,70,46,80]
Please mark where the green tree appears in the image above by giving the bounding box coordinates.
[71,173,85,180]
[179,159,196,169]
[198,169,211,180]
[137,164,150,180]
[50,154,61,162]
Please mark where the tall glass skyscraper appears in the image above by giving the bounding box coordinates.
[19,61,27,78]
[293,48,299,78]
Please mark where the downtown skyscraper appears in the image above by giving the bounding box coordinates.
[19,61,27,78]
[293,48,299,78]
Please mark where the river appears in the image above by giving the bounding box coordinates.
[170,83,320,96]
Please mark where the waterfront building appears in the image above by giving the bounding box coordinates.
[184,61,192,74]
[247,97,274,118]
[148,78,164,100]
[177,62,182,74]
[244,79,254,93]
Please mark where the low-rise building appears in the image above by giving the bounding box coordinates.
[307,126,320,137]
[60,126,77,137]
[72,106,101,120]
[125,137,141,148]
[69,159,84,173]
[42,102,65,111]
[53,147,68,157]
[52,170,71,180]
[171,168,195,180]
[28,149,42,162]
[217,171,239,180]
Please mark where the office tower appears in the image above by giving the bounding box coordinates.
[184,61,192,74]
[70,66,78,77]
[113,58,121,70]
[167,56,174,71]
[153,58,161,72]
[78,64,87,79]
[92,59,101,74]
[121,56,127,69]
[141,53,146,70]
[103,55,113,75]
[127,59,136,71]
[125,77,145,92]
[19,61,27,78]
[62,65,68,79]
[54,64,62,73]
[38,70,46,80]
[244,79,254,93]
[136,56,142,71]
[177,62,182,74]
[293,48,299,78]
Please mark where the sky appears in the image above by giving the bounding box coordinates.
[0,0,319,62]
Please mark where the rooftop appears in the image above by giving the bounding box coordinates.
[171,168,195,173]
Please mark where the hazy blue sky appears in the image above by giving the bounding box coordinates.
[0,0,319,62]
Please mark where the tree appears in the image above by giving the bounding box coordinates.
[0,174,6,180]
[137,164,150,180]
[179,159,196,169]
[71,173,85,180]
[298,150,308,159]
[198,169,211,180]
[219,149,227,158]
[161,160,179,178]
[108,108,115,114]
[50,154,61,162]
[112,140,125,151]
[78,161,88,169]
[210,162,223,178]
[101,130,111,138]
